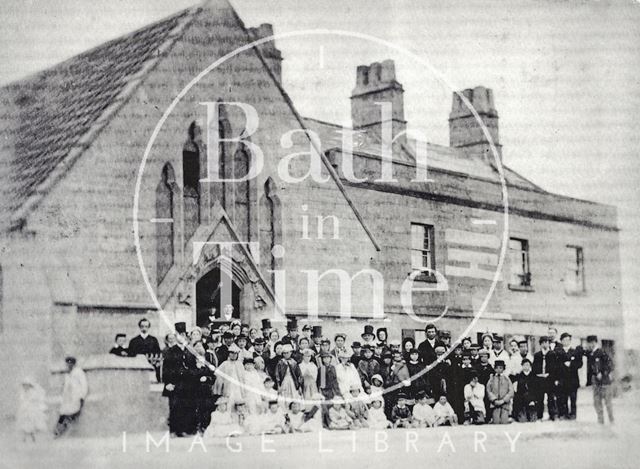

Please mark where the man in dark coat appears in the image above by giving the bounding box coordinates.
[215,331,235,364]
[533,336,560,421]
[128,318,161,357]
[417,324,442,366]
[586,335,614,424]
[555,332,583,419]
[357,344,380,391]
[513,358,538,422]
[281,317,300,352]
[162,322,196,437]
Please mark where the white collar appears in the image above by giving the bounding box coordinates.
[140,332,149,339]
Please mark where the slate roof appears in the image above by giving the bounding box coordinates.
[0,7,194,232]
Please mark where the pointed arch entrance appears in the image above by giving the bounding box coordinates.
[195,266,242,326]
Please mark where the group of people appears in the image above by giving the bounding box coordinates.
[105,314,615,438]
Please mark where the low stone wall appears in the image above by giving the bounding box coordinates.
[50,354,167,437]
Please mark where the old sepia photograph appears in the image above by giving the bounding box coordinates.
[0,0,638,467]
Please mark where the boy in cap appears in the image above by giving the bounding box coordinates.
[556,332,583,420]
[317,351,340,400]
[357,344,380,391]
[586,335,614,424]
[350,342,363,367]
[391,393,413,428]
[533,336,560,420]
[486,360,514,424]
[513,358,538,422]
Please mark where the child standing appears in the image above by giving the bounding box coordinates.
[433,395,458,426]
[486,360,514,424]
[16,377,47,442]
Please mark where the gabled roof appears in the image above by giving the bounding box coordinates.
[0,6,197,232]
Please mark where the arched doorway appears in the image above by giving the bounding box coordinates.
[195,266,241,326]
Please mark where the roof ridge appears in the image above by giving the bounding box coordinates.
[7,5,202,231]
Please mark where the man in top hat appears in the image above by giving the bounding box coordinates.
[486,360,514,424]
[586,335,614,424]
[310,326,323,354]
[281,317,300,351]
[261,318,273,340]
[532,336,560,421]
[361,325,376,347]
[162,322,197,436]
[555,332,583,420]
[418,324,442,365]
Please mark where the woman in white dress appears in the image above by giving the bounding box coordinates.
[212,344,245,409]
[335,350,364,399]
[242,357,266,414]
[298,349,319,401]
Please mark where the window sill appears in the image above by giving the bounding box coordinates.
[508,284,534,292]
[409,273,438,283]
[565,290,587,297]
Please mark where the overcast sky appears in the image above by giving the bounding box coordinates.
[1,0,639,346]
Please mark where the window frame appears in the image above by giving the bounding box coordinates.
[508,237,532,290]
[565,244,586,295]
[410,223,436,282]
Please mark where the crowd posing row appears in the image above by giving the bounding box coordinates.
[102,315,615,438]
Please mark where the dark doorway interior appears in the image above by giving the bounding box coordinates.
[196,267,241,326]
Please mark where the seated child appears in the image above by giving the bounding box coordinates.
[412,390,437,428]
[287,401,311,433]
[433,395,458,427]
[299,393,324,432]
[368,395,391,429]
[463,371,486,425]
[205,397,242,438]
[328,398,353,430]
[391,393,413,428]
[347,384,369,428]
[234,401,262,435]
[263,399,287,434]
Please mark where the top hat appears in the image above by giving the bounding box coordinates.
[311,325,323,339]
[494,360,506,368]
[586,335,598,342]
[261,318,272,330]
[174,322,187,334]
[361,325,375,338]
[286,317,298,331]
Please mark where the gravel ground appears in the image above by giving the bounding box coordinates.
[1,389,638,469]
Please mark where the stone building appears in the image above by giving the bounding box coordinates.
[0,0,623,420]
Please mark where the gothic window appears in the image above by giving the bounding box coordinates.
[260,178,282,289]
[156,164,177,284]
[183,122,201,242]
[230,148,251,241]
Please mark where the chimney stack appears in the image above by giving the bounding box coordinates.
[248,24,282,83]
[351,59,406,143]
[449,86,501,159]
